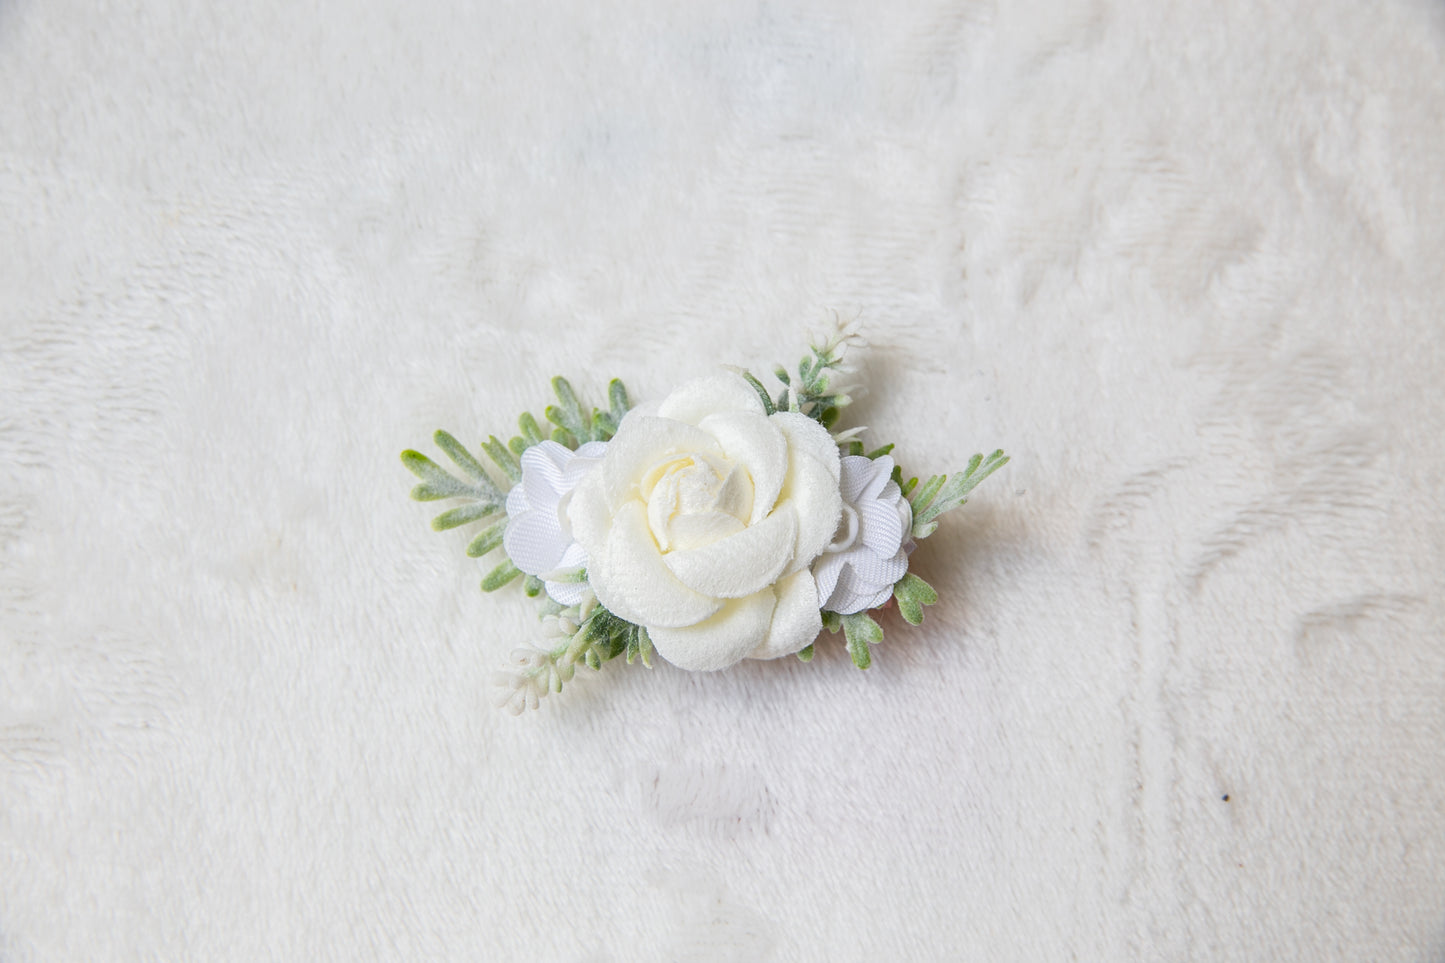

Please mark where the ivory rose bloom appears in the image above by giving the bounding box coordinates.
[567,373,842,670]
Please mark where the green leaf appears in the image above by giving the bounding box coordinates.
[480,560,522,592]
[430,502,501,531]
[481,436,522,483]
[608,379,630,422]
[797,355,819,385]
[545,376,588,444]
[909,474,946,515]
[911,450,1010,538]
[465,521,506,557]
[893,572,938,626]
[433,430,489,482]
[636,626,653,668]
[821,610,842,633]
[508,435,528,457]
[522,575,543,597]
[518,411,545,446]
[740,370,777,415]
[795,643,815,662]
[402,451,466,498]
[773,365,791,386]
[591,410,616,440]
[841,612,882,670]
[865,443,895,460]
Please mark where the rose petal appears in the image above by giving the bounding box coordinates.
[712,464,755,523]
[699,410,786,524]
[566,472,612,557]
[601,414,719,507]
[770,411,841,482]
[647,589,775,671]
[588,500,721,628]
[666,511,746,552]
[656,373,764,424]
[749,570,822,659]
[664,509,796,599]
[778,449,844,575]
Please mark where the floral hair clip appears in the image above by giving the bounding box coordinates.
[402,320,1007,713]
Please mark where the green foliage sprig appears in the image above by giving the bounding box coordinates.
[402,377,630,594]
[737,319,1008,672]
[405,377,642,711]
[738,314,864,430]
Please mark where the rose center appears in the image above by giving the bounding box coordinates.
[640,452,755,552]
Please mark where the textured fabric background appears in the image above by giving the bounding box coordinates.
[3,1,1444,960]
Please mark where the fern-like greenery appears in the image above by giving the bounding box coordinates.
[401,377,630,595]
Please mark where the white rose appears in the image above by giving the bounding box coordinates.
[503,440,608,606]
[812,454,912,614]
[567,373,842,670]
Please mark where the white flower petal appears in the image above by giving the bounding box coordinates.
[505,481,530,519]
[601,414,718,507]
[589,500,721,628]
[811,550,847,613]
[666,511,746,552]
[859,583,894,611]
[770,411,841,482]
[503,505,567,575]
[519,441,573,504]
[859,480,907,556]
[712,464,755,523]
[562,441,609,486]
[699,410,787,524]
[838,454,874,503]
[647,589,775,671]
[822,548,910,615]
[749,570,822,660]
[860,455,896,501]
[778,449,843,574]
[656,373,764,424]
[664,509,796,599]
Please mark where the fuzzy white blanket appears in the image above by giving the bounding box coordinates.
[3,1,1443,959]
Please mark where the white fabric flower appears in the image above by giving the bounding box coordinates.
[503,440,608,605]
[567,373,843,671]
[812,454,912,615]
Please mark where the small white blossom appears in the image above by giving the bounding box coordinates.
[502,440,608,605]
[812,454,912,614]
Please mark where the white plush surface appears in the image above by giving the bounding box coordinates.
[3,1,1444,959]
